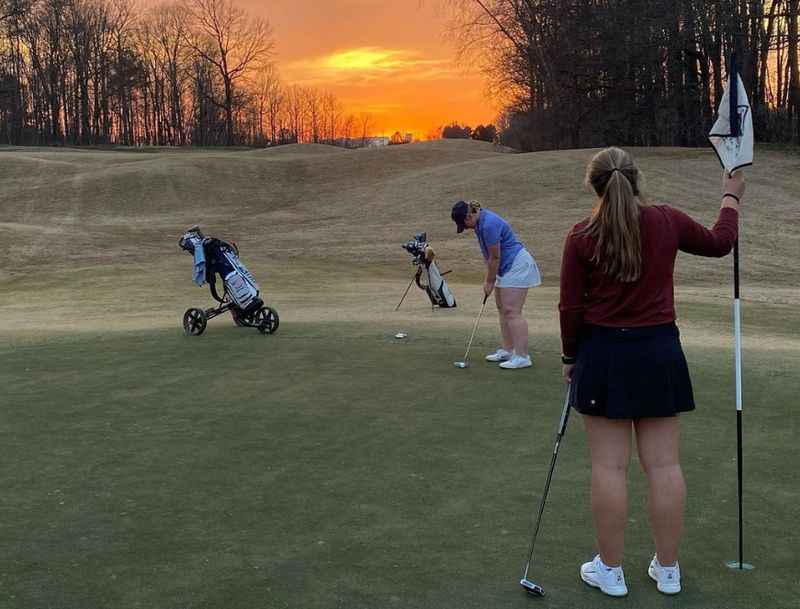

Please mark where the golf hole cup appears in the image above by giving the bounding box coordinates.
[394,332,408,339]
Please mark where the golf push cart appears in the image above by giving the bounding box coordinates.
[178,226,279,336]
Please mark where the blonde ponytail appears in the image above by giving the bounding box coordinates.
[583,147,645,283]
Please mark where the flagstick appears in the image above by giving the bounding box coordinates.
[734,240,744,568]
[721,51,753,571]
[727,233,753,572]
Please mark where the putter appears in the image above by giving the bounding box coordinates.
[520,386,572,596]
[454,292,490,368]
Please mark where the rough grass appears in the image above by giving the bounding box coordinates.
[0,141,798,608]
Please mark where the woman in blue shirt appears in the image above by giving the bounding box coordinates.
[451,200,541,369]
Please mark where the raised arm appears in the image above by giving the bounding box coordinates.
[675,171,744,257]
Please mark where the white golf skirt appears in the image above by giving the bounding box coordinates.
[495,249,542,289]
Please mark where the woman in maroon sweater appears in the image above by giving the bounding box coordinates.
[559,147,744,597]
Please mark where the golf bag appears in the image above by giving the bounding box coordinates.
[178,226,279,336]
[401,233,456,308]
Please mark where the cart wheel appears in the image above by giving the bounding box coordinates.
[255,306,279,335]
[183,308,207,336]
[231,308,251,327]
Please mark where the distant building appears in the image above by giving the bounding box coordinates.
[404,133,413,144]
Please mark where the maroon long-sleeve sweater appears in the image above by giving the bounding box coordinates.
[559,205,739,358]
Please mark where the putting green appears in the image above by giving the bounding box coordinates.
[2,302,798,608]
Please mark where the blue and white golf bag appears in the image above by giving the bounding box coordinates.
[401,233,456,309]
[178,226,279,336]
[180,227,262,314]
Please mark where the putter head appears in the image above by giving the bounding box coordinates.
[454,361,468,369]
[520,578,545,597]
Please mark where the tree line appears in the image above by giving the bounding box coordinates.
[0,0,376,147]
[438,122,498,141]
[449,0,800,151]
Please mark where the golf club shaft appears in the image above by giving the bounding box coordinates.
[394,276,416,311]
[461,293,490,363]
[522,387,572,579]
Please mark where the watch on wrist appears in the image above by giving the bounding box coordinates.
[561,355,577,365]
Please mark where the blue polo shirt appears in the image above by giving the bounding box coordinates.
[475,209,524,276]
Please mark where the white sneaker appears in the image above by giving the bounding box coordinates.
[580,555,628,597]
[485,348,512,362]
[648,555,681,594]
[499,354,532,369]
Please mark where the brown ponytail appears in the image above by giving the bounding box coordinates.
[583,147,645,283]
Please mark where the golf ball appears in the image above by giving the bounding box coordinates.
[394,332,408,339]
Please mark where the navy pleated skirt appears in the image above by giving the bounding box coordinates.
[569,322,695,419]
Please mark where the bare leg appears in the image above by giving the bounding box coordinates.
[634,417,685,566]
[497,287,529,355]
[583,415,633,567]
[494,289,512,351]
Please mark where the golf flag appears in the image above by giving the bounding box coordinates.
[712,54,754,571]
[709,68,753,174]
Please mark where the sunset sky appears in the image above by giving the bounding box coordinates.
[238,0,498,138]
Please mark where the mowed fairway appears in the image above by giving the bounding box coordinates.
[1,141,798,609]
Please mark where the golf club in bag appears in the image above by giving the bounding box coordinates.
[398,233,456,311]
[453,292,489,369]
[520,386,572,597]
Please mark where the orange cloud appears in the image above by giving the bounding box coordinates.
[286,46,453,86]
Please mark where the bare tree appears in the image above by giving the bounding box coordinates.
[182,0,273,144]
[359,111,372,146]
[305,86,320,143]
[285,84,306,143]
[341,113,355,144]
[251,63,281,144]
[447,0,800,149]
[321,90,340,143]
[788,0,800,138]
[150,2,190,145]
[2,0,798,147]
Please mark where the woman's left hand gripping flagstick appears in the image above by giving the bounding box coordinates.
[708,52,755,572]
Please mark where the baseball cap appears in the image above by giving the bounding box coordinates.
[451,200,469,233]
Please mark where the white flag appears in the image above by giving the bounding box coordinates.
[709,73,753,174]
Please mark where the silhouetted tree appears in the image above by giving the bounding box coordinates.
[359,112,372,146]
[471,123,497,142]
[442,121,471,138]
[448,0,800,149]
[182,0,273,145]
